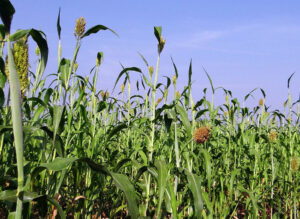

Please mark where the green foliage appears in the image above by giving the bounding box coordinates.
[0,0,299,218]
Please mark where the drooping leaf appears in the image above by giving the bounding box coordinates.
[110,172,139,218]
[0,190,42,203]
[81,24,118,39]
[9,29,31,41]
[113,67,142,92]
[30,29,48,76]
[185,170,203,218]
[0,0,15,33]
[107,122,127,140]
[41,157,78,171]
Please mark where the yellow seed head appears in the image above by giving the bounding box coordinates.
[259,98,264,107]
[74,62,79,72]
[6,36,29,98]
[193,126,210,144]
[225,95,229,105]
[105,91,109,98]
[74,17,86,38]
[121,83,125,93]
[176,90,180,99]
[224,111,228,117]
[269,130,277,142]
[172,75,177,86]
[35,46,40,56]
[155,97,162,107]
[290,157,299,172]
[164,88,168,99]
[158,36,166,53]
[148,66,154,78]
[100,90,105,99]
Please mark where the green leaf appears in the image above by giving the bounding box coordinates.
[203,68,215,94]
[0,87,4,107]
[176,105,191,138]
[9,29,31,41]
[30,29,48,76]
[188,59,192,87]
[110,172,139,218]
[47,196,66,219]
[171,57,178,78]
[8,212,16,219]
[96,51,103,66]
[113,67,142,91]
[287,72,295,89]
[0,190,42,203]
[41,157,78,171]
[57,8,61,39]
[0,0,15,33]
[195,109,209,120]
[185,170,203,218]
[53,105,64,142]
[0,24,6,39]
[0,57,6,88]
[81,24,118,39]
[107,122,127,140]
[155,160,168,219]
[200,149,212,190]
[138,51,149,67]
[59,58,71,88]
[154,26,162,43]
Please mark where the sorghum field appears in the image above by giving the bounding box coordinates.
[0,1,299,218]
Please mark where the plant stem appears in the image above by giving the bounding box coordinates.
[7,35,24,219]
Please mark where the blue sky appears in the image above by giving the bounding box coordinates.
[8,0,300,111]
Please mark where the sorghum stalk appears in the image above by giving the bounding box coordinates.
[149,55,160,161]
[7,35,24,219]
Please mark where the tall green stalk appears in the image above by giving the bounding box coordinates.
[7,35,24,219]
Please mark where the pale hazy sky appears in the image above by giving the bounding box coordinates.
[8,0,300,111]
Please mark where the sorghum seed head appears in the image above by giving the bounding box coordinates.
[74,62,79,72]
[164,88,168,99]
[155,97,162,107]
[176,90,180,99]
[148,66,154,78]
[225,95,229,105]
[290,157,299,172]
[158,36,166,54]
[100,90,105,99]
[193,126,210,144]
[172,75,177,85]
[6,36,29,98]
[269,130,277,142]
[121,83,125,93]
[259,98,264,107]
[74,17,86,38]
[35,46,40,56]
